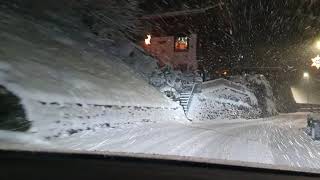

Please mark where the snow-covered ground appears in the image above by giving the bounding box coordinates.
[2,113,320,173]
[50,113,319,170]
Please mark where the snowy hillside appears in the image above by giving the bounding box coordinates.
[0,9,175,107]
[0,7,188,138]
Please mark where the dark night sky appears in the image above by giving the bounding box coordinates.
[140,0,320,79]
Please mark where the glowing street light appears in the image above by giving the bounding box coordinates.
[303,72,310,104]
[303,72,310,79]
[316,41,320,50]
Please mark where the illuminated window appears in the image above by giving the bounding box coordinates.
[174,36,189,52]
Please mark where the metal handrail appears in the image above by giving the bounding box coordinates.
[185,83,197,114]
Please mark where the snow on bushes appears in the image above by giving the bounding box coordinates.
[230,74,278,117]
[188,79,261,121]
[118,42,200,100]
[149,66,202,100]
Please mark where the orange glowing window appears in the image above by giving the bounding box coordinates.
[174,36,189,52]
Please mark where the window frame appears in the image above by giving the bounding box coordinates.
[174,35,189,52]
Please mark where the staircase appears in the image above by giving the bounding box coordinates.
[180,92,192,112]
[179,83,197,113]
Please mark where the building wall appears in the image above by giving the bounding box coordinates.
[143,34,197,71]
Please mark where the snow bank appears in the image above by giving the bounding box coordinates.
[308,113,320,121]
[188,79,261,121]
[0,130,50,147]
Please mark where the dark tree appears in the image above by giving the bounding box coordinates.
[0,86,30,131]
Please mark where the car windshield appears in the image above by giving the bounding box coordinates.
[1,0,320,173]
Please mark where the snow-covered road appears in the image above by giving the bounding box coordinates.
[45,112,320,170]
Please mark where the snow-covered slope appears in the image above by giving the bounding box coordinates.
[0,7,187,137]
[0,9,174,108]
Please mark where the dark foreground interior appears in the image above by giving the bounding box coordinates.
[0,150,319,180]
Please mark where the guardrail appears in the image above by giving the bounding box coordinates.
[297,104,320,112]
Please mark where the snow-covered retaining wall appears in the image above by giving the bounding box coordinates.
[24,99,186,138]
[188,79,261,121]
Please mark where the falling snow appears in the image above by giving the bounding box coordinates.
[1,0,320,174]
